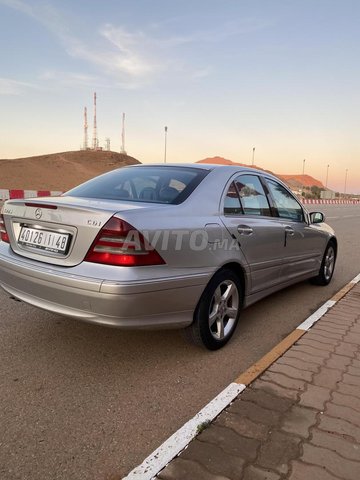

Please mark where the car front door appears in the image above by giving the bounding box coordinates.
[264,178,326,280]
[220,174,287,294]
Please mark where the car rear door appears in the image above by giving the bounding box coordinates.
[220,174,287,294]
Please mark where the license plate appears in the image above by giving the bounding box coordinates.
[18,227,70,254]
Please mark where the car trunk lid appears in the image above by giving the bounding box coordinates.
[2,196,154,267]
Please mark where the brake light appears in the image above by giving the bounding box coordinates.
[84,217,165,266]
[25,202,57,209]
[0,214,10,243]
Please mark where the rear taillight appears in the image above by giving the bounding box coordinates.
[84,217,165,267]
[0,214,10,243]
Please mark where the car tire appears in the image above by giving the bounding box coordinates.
[184,268,243,350]
[310,241,336,286]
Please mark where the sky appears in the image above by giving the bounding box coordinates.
[0,0,360,193]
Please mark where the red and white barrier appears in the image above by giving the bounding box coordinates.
[300,199,359,205]
[0,189,63,202]
[0,189,358,205]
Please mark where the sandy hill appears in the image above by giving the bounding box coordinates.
[198,156,276,175]
[279,174,325,189]
[198,157,325,190]
[0,150,140,191]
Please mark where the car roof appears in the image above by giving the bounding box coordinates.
[126,163,293,193]
[129,162,267,174]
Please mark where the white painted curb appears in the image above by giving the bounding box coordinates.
[297,300,336,331]
[123,382,246,479]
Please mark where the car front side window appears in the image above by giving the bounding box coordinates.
[224,175,271,216]
[234,175,271,216]
[266,179,304,222]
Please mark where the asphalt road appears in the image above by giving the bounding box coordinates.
[1,204,360,480]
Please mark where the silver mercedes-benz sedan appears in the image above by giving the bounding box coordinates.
[0,164,337,350]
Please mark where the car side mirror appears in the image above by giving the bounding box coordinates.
[310,212,325,224]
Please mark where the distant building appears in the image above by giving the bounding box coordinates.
[320,189,336,200]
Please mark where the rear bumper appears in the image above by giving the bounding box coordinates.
[0,244,210,329]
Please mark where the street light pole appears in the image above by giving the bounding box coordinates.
[164,126,168,163]
[301,159,306,198]
[325,164,330,189]
[344,169,348,197]
[252,147,255,166]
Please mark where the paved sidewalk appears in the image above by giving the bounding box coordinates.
[157,284,360,480]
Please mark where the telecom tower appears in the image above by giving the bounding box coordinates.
[120,112,127,154]
[83,107,88,150]
[92,92,99,150]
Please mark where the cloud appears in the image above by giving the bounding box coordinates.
[39,71,106,88]
[0,0,158,86]
[65,36,156,80]
[1,1,268,87]
[148,17,275,47]
[94,18,274,80]
[190,67,213,80]
[98,24,157,76]
[0,77,37,95]
[0,0,32,16]
[0,0,69,37]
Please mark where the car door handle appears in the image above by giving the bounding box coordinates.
[285,226,295,236]
[237,225,253,235]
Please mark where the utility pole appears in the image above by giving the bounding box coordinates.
[164,126,168,163]
[344,168,348,197]
[325,164,330,189]
[252,147,255,166]
[120,113,127,154]
[301,159,306,198]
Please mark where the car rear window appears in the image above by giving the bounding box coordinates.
[65,166,209,204]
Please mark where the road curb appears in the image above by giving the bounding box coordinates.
[233,275,360,387]
[235,329,305,386]
[123,272,360,480]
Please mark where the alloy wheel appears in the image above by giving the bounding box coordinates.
[208,280,239,340]
[324,246,335,281]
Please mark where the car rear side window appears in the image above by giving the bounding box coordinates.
[224,175,271,216]
[266,179,304,222]
[65,166,209,204]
